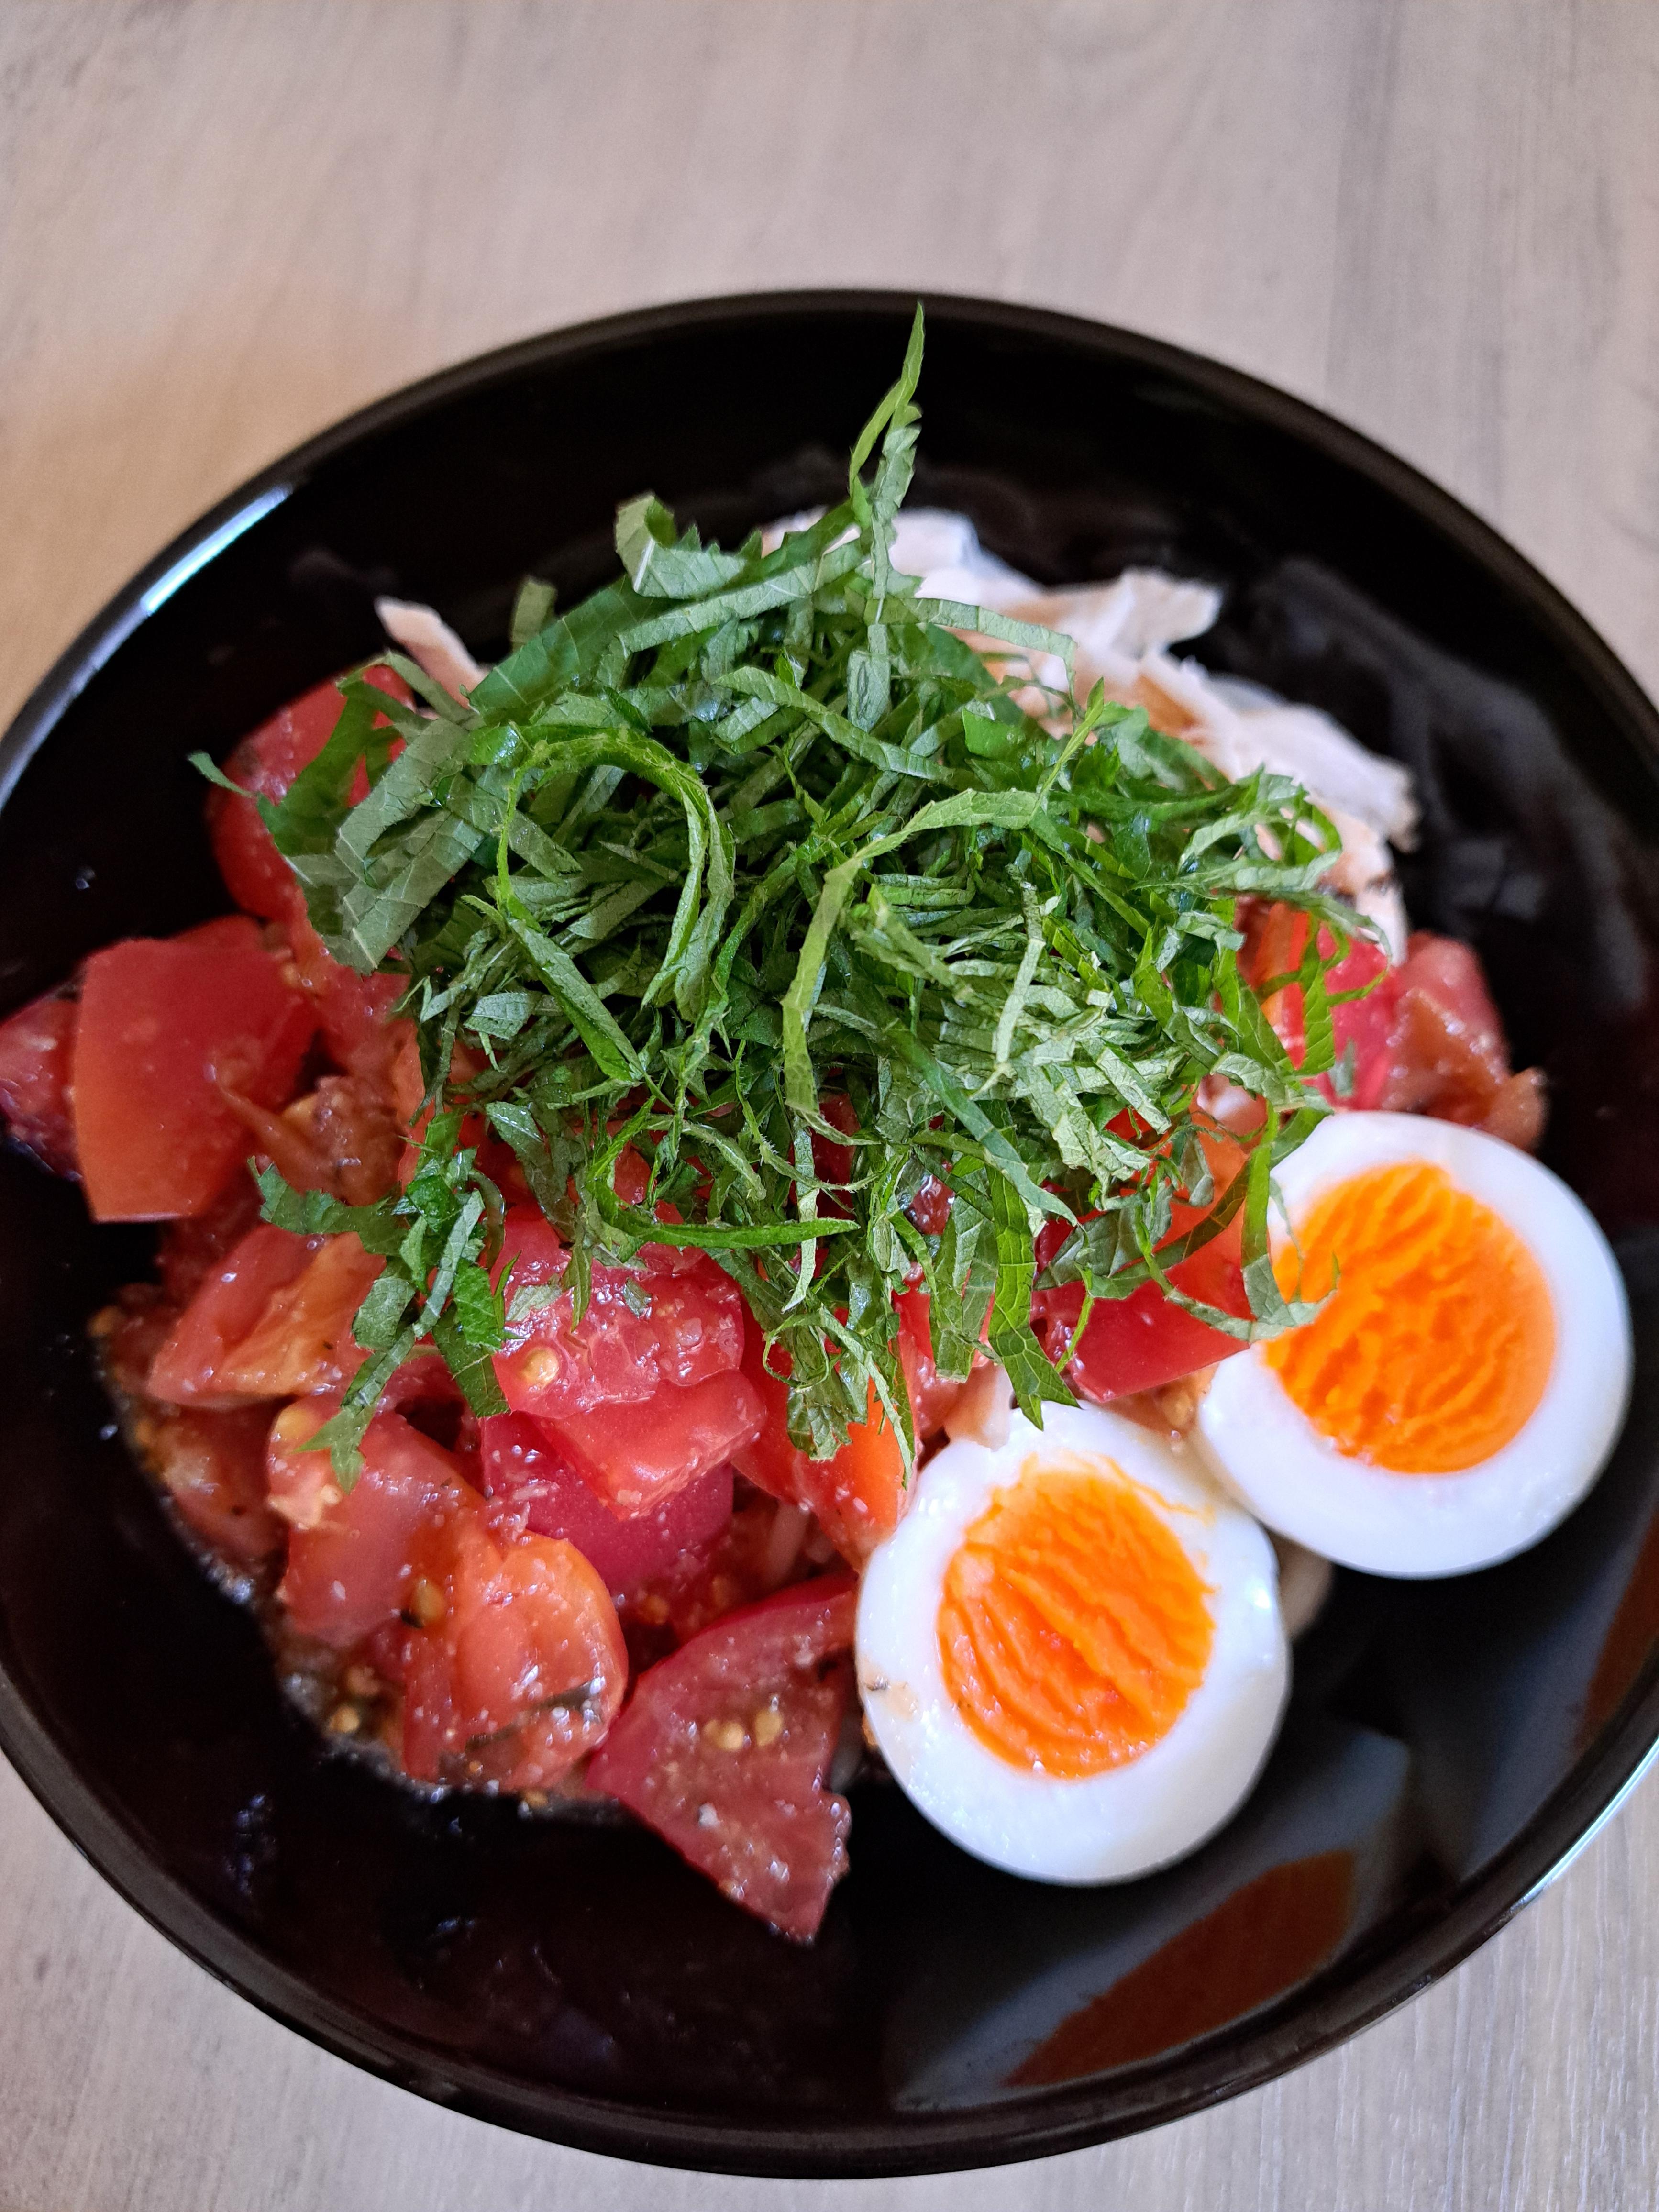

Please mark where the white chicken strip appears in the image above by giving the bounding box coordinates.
[375,596,486,703]
[878,510,1418,957]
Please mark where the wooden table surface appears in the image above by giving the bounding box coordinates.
[3,5,1658,2207]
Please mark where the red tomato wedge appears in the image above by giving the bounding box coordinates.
[271,1397,468,1645]
[148,1225,315,1405]
[212,1234,381,1399]
[894,1282,967,1438]
[733,1315,908,1565]
[587,1573,858,1939]
[0,989,78,1176]
[206,666,408,918]
[149,1228,380,1404]
[480,1413,734,1589]
[1030,1128,1252,1404]
[1241,903,1544,1148]
[398,1508,627,1790]
[541,1374,763,1519]
[493,1209,747,1416]
[491,1207,761,1514]
[281,887,407,1083]
[72,921,315,1220]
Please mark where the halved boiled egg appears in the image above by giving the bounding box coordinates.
[1196,1112,1631,1577]
[856,1403,1287,1882]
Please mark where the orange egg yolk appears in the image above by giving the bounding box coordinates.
[1262,1160,1555,1473]
[937,1457,1214,1778]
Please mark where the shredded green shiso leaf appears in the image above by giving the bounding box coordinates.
[225,308,1364,1482]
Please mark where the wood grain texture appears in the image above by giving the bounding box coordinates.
[1,4,1657,2206]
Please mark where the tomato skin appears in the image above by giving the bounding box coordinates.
[895,1283,967,1438]
[1036,1272,1247,1404]
[272,1398,470,1646]
[480,1413,733,1590]
[206,667,408,918]
[587,1574,858,1940]
[149,1227,380,1405]
[399,1513,627,1790]
[72,921,315,1220]
[488,1206,760,1514]
[0,989,78,1176]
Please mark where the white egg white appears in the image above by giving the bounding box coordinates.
[1195,1112,1632,1578]
[856,1403,1288,1883]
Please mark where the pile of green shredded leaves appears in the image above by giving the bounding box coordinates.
[217,308,1365,1482]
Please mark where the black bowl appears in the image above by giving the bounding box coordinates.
[4,292,1659,2179]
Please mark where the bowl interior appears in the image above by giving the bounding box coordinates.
[3,296,1659,2177]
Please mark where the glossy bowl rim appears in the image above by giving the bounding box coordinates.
[2,287,1658,2179]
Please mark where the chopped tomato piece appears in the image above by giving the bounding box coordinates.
[734,1315,908,1564]
[587,1574,858,1940]
[480,1412,733,1589]
[271,1397,468,1644]
[157,1174,265,1305]
[72,921,315,1220]
[1371,933,1544,1142]
[619,1487,822,1660]
[493,1208,747,1417]
[488,1207,760,1513]
[539,1372,763,1518]
[0,989,78,1176]
[399,1509,627,1790]
[281,888,407,1083]
[206,666,408,918]
[223,1069,402,1205]
[907,1173,953,1236]
[1031,1128,1252,1404]
[149,1228,379,1404]
[148,1224,315,1405]
[210,1233,381,1399]
[145,1403,282,1564]
[895,1283,967,1438]
[1240,905,1543,1148]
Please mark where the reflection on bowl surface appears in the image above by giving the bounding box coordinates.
[2,293,1659,2177]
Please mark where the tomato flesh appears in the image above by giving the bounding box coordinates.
[149,1227,379,1404]
[587,1573,858,1939]
[480,1413,733,1589]
[895,1282,968,1438]
[147,1403,282,1564]
[206,666,408,918]
[491,1207,760,1513]
[493,1208,747,1416]
[281,887,407,1084]
[72,922,315,1219]
[272,1398,469,1645]
[0,989,78,1176]
[1030,1128,1251,1404]
[398,1509,627,1789]
[148,1225,315,1405]
[541,1372,763,1518]
[733,1313,910,1564]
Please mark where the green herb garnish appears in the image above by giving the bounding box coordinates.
[245,307,1360,1481]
